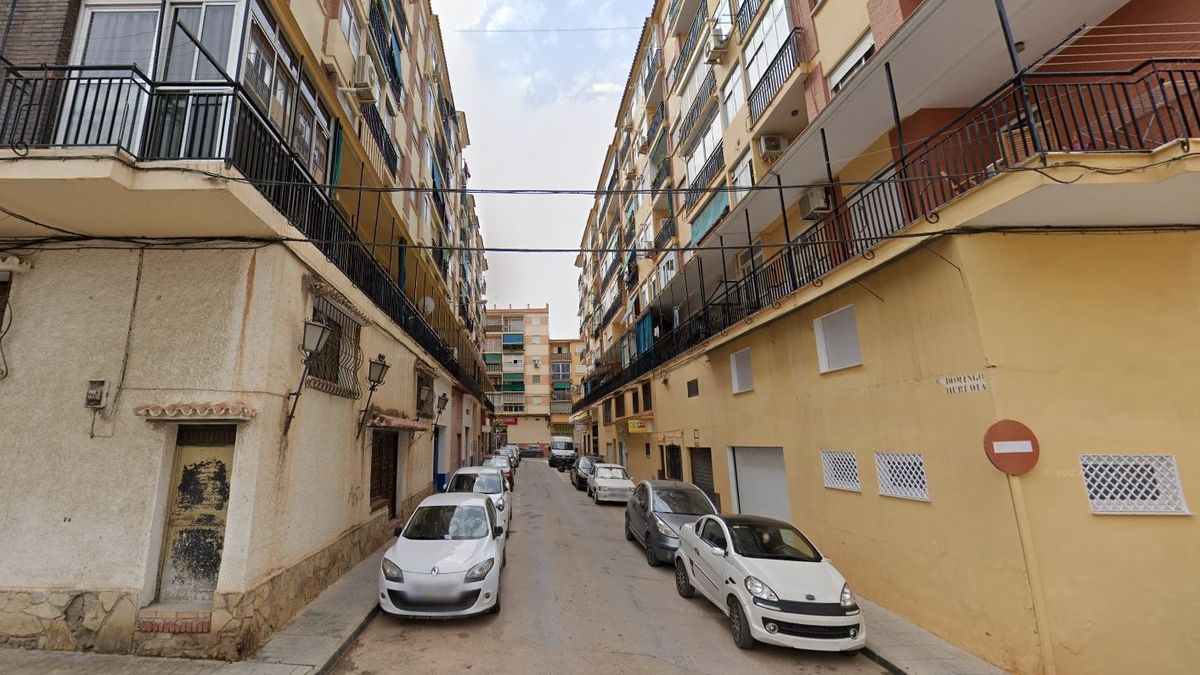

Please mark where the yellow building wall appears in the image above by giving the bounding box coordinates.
[957,231,1200,675]
[811,0,873,74]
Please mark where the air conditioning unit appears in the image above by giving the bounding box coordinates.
[352,56,377,103]
[532,357,541,367]
[798,187,832,220]
[758,134,786,160]
[704,23,729,64]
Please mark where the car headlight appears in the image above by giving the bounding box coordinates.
[495,496,505,511]
[381,558,403,582]
[654,516,678,539]
[744,576,779,602]
[840,582,857,608]
[464,558,495,582]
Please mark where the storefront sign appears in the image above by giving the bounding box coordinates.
[495,417,518,426]
[627,419,653,433]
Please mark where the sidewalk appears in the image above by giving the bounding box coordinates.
[859,597,1008,675]
[0,543,387,675]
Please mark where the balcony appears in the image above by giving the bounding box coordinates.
[651,159,672,209]
[647,101,665,146]
[574,59,1200,413]
[361,102,398,175]
[643,48,662,98]
[602,255,620,286]
[369,1,404,101]
[654,217,677,251]
[625,255,639,286]
[0,63,491,402]
[551,401,573,415]
[748,29,807,126]
[735,0,763,38]
[682,142,724,211]
[675,70,717,149]
[670,2,709,89]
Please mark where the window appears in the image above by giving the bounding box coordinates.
[1079,455,1189,514]
[698,519,727,548]
[615,394,626,417]
[730,348,753,393]
[743,0,791,87]
[721,68,744,126]
[829,32,876,95]
[603,399,613,425]
[531,375,541,384]
[686,379,700,398]
[736,239,763,280]
[684,112,723,183]
[165,3,236,82]
[340,0,361,56]
[814,305,863,373]
[875,452,930,501]
[731,152,754,204]
[821,451,861,492]
[641,381,652,411]
[658,251,677,285]
[309,296,363,398]
[678,61,713,117]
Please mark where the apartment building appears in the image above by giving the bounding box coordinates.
[484,306,551,447]
[574,0,1200,672]
[0,0,489,660]
[548,338,584,437]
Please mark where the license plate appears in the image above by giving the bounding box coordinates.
[408,584,456,600]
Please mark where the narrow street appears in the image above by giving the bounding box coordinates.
[332,460,884,674]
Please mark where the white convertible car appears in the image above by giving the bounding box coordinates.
[379,493,506,618]
[673,514,865,652]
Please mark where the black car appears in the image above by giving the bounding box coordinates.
[569,455,603,490]
[625,480,717,567]
[521,444,542,458]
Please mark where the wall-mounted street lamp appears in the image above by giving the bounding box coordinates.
[282,319,332,435]
[433,392,450,427]
[357,354,391,437]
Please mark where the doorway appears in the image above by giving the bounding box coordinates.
[157,425,236,605]
[689,447,719,510]
[664,444,683,480]
[370,430,399,517]
[731,447,791,521]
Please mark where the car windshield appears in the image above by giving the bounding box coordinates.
[652,489,716,516]
[402,505,490,540]
[551,440,574,451]
[484,456,511,469]
[578,458,593,470]
[447,472,503,495]
[727,523,821,562]
[595,467,628,480]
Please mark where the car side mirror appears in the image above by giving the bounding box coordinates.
[710,545,726,557]
[493,525,504,538]
[393,526,403,537]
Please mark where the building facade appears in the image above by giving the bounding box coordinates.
[548,337,583,437]
[574,0,1200,673]
[0,0,489,660]
[484,306,551,447]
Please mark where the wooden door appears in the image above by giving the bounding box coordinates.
[370,430,399,517]
[158,425,236,604]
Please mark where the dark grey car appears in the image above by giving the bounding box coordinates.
[624,481,717,567]
[569,455,602,491]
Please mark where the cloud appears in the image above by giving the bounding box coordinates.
[589,82,620,95]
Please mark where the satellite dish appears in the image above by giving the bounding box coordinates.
[420,296,435,315]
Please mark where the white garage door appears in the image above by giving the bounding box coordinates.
[732,447,791,521]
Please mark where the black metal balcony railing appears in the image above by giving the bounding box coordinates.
[361,102,398,174]
[0,63,491,403]
[675,70,717,148]
[601,299,621,328]
[748,29,805,125]
[735,0,764,37]
[575,59,1200,413]
[625,255,638,286]
[369,1,404,101]
[683,141,724,210]
[602,254,621,286]
[654,217,677,251]
[643,48,662,97]
[651,159,671,198]
[648,101,665,145]
[670,2,709,87]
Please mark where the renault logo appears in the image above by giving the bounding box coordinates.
[431,566,439,576]
[805,594,816,601]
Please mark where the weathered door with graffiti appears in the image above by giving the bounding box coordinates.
[158,425,235,604]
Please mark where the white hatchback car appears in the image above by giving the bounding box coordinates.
[379,493,506,618]
[674,514,865,652]
[444,466,511,531]
[587,463,635,504]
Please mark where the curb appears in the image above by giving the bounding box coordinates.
[863,645,908,675]
[314,604,381,675]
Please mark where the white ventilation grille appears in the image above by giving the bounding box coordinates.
[1079,454,1189,515]
[814,305,863,373]
[821,451,861,492]
[875,452,929,501]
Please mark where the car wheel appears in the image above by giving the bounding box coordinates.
[644,534,661,567]
[593,490,600,504]
[674,559,695,598]
[624,517,635,541]
[489,587,502,615]
[728,598,755,649]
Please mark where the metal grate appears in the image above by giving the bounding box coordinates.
[820,451,861,492]
[875,452,930,501]
[1079,454,1189,515]
[310,296,363,399]
[177,425,237,447]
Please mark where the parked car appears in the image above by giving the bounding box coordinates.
[568,454,602,491]
[501,445,520,467]
[548,436,574,468]
[673,514,865,652]
[521,444,542,458]
[625,480,717,567]
[587,464,635,504]
[482,455,515,490]
[379,493,506,618]
[445,466,511,530]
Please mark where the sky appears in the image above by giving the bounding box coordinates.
[431,0,651,338]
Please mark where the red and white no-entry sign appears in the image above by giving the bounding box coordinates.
[983,420,1040,475]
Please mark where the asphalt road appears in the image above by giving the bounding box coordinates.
[331,459,885,675]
